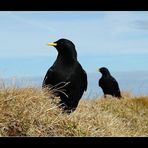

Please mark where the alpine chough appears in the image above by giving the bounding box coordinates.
[42,38,87,113]
[98,67,122,98]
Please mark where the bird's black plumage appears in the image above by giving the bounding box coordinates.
[42,38,87,113]
[98,67,122,98]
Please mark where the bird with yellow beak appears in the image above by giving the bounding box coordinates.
[42,38,87,113]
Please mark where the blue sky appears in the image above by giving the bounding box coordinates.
[0,11,148,78]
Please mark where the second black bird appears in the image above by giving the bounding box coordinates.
[98,67,122,98]
[42,38,87,113]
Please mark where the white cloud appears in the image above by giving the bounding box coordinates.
[1,11,148,58]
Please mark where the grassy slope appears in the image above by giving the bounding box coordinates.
[0,87,148,137]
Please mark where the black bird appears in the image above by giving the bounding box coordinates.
[98,67,122,98]
[42,38,87,113]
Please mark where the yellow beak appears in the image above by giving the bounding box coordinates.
[97,68,100,72]
[47,42,57,46]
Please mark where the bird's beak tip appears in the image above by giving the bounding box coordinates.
[97,68,100,72]
[47,42,57,46]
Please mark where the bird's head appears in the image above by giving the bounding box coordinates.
[98,67,111,76]
[47,38,77,60]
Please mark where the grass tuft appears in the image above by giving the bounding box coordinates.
[0,85,147,137]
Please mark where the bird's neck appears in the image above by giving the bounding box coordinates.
[102,73,111,77]
[57,54,77,65]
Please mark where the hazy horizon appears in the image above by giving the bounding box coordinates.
[1,72,148,99]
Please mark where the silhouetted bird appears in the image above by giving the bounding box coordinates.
[42,38,87,113]
[98,67,122,98]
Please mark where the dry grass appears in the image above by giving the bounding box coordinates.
[0,84,148,137]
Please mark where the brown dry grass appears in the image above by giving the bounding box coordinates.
[0,85,148,137]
